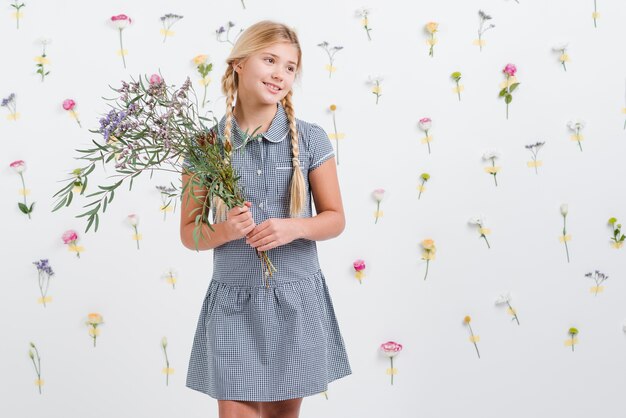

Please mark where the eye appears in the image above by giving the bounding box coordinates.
[264,57,274,63]
[288,66,295,72]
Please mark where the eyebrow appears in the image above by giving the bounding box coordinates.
[264,52,297,66]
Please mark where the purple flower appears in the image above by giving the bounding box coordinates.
[2,93,16,107]
[33,259,54,276]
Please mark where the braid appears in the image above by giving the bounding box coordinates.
[212,66,238,223]
[282,91,306,217]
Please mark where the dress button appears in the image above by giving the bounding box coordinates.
[257,137,262,143]
[259,202,264,208]
[257,169,262,175]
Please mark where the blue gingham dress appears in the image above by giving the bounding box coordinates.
[184,102,352,401]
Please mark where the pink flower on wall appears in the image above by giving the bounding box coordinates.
[10,159,34,219]
[499,63,520,120]
[110,14,132,69]
[62,99,82,128]
[380,341,403,385]
[62,229,82,258]
[353,259,366,284]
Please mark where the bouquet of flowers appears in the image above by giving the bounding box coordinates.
[52,73,276,280]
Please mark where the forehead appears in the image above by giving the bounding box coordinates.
[258,43,299,65]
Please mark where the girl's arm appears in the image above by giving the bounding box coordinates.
[179,173,255,250]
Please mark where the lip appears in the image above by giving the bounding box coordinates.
[263,82,282,91]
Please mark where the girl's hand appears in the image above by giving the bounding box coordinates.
[224,201,256,242]
[245,218,299,251]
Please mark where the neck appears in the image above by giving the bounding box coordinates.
[232,99,279,135]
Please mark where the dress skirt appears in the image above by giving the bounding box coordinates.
[185,269,352,401]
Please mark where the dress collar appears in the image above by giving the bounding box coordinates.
[217,102,290,144]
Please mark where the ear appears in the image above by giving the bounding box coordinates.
[232,61,243,73]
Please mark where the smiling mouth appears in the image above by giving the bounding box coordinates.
[263,82,282,91]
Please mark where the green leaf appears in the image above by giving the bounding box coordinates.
[52,197,67,212]
[66,191,73,207]
[505,94,512,104]
[18,202,29,214]
[509,83,520,92]
[86,215,95,232]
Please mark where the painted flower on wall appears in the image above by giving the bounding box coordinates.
[86,313,104,347]
[475,10,495,51]
[28,342,43,394]
[380,341,402,385]
[451,71,463,101]
[553,43,570,72]
[110,14,132,68]
[525,141,545,175]
[318,41,343,79]
[425,22,438,57]
[366,75,383,104]
[608,217,625,249]
[463,316,481,359]
[355,7,373,41]
[2,93,19,120]
[160,13,183,43]
[34,38,51,82]
[482,150,500,186]
[495,292,520,325]
[567,119,585,152]
[468,216,491,249]
[62,99,82,128]
[585,270,608,296]
[353,259,366,284]
[372,188,385,224]
[10,159,34,218]
[216,21,242,46]
[32,259,54,307]
[418,117,433,154]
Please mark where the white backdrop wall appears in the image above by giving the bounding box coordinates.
[2,0,626,417]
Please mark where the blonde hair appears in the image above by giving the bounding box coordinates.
[213,20,305,223]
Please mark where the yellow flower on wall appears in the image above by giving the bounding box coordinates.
[86,313,104,347]
[421,239,436,280]
[424,22,438,57]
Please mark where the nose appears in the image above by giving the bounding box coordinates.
[272,68,284,81]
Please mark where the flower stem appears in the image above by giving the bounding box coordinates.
[456,81,461,101]
[423,259,429,280]
[119,29,127,69]
[593,0,597,28]
[375,202,380,224]
[418,180,424,199]
[134,225,140,250]
[469,324,480,358]
[19,173,31,219]
[563,217,570,263]
[390,356,394,385]
[332,112,339,165]
[507,301,520,325]
[481,234,491,249]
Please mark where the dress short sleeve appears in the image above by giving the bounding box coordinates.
[307,123,335,172]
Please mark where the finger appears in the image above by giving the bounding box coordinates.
[246,230,266,245]
[258,238,278,251]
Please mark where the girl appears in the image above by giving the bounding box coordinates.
[180,21,352,418]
